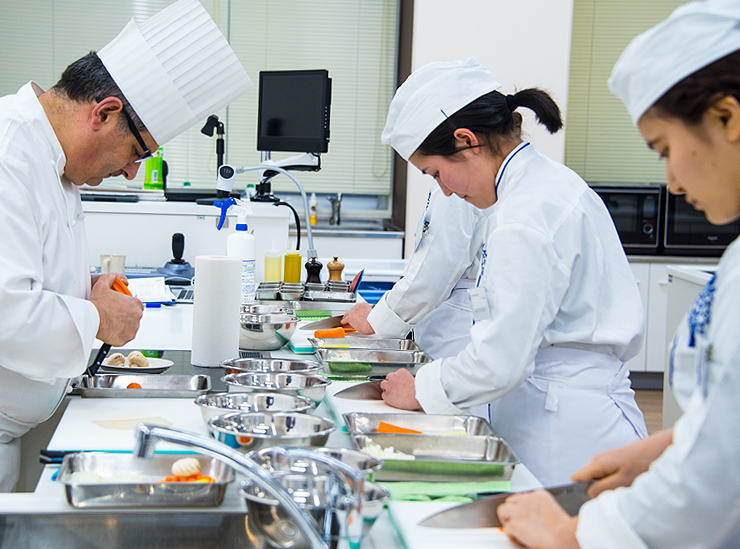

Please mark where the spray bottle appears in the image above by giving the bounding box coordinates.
[215,198,256,305]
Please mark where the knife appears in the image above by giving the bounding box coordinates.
[333,379,384,400]
[418,481,592,529]
[299,315,346,331]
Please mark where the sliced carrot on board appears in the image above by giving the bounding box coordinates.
[343,326,356,333]
[377,421,422,435]
[314,327,346,338]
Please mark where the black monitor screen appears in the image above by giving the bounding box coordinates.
[257,70,331,153]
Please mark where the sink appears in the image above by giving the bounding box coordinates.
[0,512,267,549]
[307,219,395,232]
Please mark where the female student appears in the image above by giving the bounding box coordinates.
[377,58,647,485]
[497,1,740,547]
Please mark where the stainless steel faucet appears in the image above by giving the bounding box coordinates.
[328,193,343,225]
[133,424,364,549]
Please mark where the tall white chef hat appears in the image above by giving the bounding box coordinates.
[97,0,253,146]
[381,58,501,161]
[609,0,740,125]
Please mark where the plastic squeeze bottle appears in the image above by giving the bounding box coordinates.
[144,147,164,190]
[216,198,256,305]
[284,248,302,283]
[264,244,282,282]
[309,193,318,226]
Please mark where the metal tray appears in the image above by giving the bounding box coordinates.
[57,452,235,508]
[342,412,495,436]
[315,348,432,376]
[78,374,211,398]
[288,300,356,313]
[303,290,356,302]
[352,433,519,482]
[310,337,421,351]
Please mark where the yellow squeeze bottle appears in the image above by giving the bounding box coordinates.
[284,249,302,283]
[264,247,282,282]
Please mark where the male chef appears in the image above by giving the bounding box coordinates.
[0,0,253,491]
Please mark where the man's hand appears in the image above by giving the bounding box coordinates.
[341,302,375,334]
[497,490,580,549]
[90,274,143,346]
[380,368,422,410]
[571,428,674,498]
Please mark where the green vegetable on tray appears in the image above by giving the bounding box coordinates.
[328,362,373,373]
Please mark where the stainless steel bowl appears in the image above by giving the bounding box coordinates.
[208,412,336,453]
[241,303,293,315]
[221,372,331,404]
[240,472,389,549]
[249,446,382,477]
[194,392,315,427]
[239,313,300,351]
[220,357,320,375]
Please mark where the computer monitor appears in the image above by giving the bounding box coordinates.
[257,69,332,154]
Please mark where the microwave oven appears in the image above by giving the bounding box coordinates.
[664,192,740,257]
[589,184,663,255]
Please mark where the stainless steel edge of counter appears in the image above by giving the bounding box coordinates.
[289,219,404,239]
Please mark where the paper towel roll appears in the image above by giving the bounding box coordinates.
[191,255,241,367]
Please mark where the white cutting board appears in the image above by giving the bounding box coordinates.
[48,398,209,453]
[324,381,422,429]
[388,501,517,549]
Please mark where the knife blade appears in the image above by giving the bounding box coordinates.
[299,315,346,331]
[333,380,384,400]
[418,481,592,529]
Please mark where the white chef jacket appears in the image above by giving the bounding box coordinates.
[577,237,740,549]
[414,143,647,484]
[367,184,485,359]
[0,83,99,490]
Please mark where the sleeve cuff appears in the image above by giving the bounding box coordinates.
[367,296,413,338]
[414,360,466,415]
[576,490,648,549]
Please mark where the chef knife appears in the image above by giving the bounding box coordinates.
[418,481,592,529]
[333,379,384,400]
[299,315,346,331]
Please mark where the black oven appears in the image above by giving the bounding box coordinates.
[664,192,740,257]
[589,184,663,255]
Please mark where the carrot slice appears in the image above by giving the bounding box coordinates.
[314,327,346,338]
[126,382,142,389]
[377,421,422,435]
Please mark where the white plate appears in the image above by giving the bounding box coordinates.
[100,357,174,374]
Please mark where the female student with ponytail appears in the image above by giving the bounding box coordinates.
[377,58,647,485]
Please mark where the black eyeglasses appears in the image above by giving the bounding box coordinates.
[97,98,152,162]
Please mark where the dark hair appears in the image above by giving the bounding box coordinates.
[51,51,146,134]
[418,89,563,157]
[652,49,740,125]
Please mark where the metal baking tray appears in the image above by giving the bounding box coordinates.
[342,412,495,436]
[78,374,211,398]
[57,452,235,508]
[352,433,519,482]
[310,337,421,351]
[315,348,432,376]
[303,290,356,302]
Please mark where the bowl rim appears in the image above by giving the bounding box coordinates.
[193,391,314,411]
[207,411,337,439]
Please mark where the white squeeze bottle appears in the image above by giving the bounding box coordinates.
[225,201,256,305]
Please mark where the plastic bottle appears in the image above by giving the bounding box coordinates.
[144,147,164,190]
[264,244,282,282]
[284,248,302,283]
[309,193,318,225]
[215,198,256,304]
[246,183,256,200]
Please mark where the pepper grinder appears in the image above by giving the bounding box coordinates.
[327,256,345,281]
[305,257,323,284]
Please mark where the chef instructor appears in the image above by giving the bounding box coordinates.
[0,0,253,492]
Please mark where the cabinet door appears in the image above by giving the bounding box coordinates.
[627,262,649,372]
[645,264,671,372]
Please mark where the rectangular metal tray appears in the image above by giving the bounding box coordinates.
[352,433,519,482]
[78,374,211,398]
[342,412,495,436]
[310,337,421,351]
[315,348,432,376]
[57,452,235,508]
[303,290,356,302]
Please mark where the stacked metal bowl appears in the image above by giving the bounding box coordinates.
[221,372,331,405]
[239,312,300,350]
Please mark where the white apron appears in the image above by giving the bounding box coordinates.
[488,346,647,486]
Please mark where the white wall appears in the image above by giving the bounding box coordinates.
[404,0,575,257]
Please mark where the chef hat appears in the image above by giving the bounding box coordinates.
[98,0,253,146]
[381,58,501,161]
[609,0,740,125]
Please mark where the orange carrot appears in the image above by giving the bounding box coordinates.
[126,382,142,389]
[377,421,422,435]
[111,278,133,296]
[314,327,346,338]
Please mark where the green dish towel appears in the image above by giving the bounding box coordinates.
[380,480,511,502]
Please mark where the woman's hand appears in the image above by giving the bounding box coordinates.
[497,490,580,549]
[572,428,674,498]
[380,368,422,410]
[341,302,375,334]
